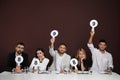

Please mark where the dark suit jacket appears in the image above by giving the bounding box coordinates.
[5,52,29,72]
[71,57,89,71]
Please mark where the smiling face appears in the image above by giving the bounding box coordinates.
[78,51,86,59]
[58,44,67,54]
[76,48,86,60]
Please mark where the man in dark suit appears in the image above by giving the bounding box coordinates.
[5,42,29,73]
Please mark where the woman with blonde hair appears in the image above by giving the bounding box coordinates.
[71,48,88,73]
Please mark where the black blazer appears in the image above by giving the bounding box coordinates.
[76,59,88,71]
[71,57,88,71]
[5,52,29,72]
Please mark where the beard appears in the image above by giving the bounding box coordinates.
[99,48,105,51]
[16,51,22,55]
[58,50,65,54]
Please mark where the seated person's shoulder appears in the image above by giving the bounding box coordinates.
[65,53,71,58]
[83,59,88,63]
[22,52,28,56]
[106,51,112,57]
[45,58,49,61]
[8,52,15,56]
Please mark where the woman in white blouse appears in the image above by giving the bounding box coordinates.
[29,48,49,72]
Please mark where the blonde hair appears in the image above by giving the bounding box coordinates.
[75,48,86,60]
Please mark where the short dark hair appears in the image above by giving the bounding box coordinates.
[16,42,25,46]
[99,39,107,44]
[35,48,45,58]
[58,43,67,48]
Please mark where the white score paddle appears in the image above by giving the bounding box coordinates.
[70,58,78,70]
[15,55,24,66]
[50,30,59,38]
[90,19,98,31]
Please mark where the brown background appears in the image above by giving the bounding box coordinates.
[0,0,119,74]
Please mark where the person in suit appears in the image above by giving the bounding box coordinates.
[71,48,88,73]
[49,38,71,73]
[29,48,49,72]
[5,42,29,73]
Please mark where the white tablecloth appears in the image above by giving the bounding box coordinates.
[0,71,120,80]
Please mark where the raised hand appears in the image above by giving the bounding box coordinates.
[90,31,95,37]
[50,38,55,48]
[88,31,95,44]
[50,38,55,44]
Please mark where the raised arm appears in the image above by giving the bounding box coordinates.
[87,31,96,54]
[50,38,55,48]
[88,31,95,44]
[49,38,56,57]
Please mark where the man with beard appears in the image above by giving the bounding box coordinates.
[5,42,29,73]
[49,38,71,73]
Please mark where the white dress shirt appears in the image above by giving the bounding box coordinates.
[49,47,71,72]
[87,43,113,73]
[56,54,65,71]
[29,57,49,71]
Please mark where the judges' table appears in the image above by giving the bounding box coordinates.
[0,71,120,80]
